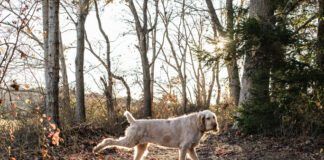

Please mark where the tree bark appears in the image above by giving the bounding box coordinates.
[225,0,240,106]
[128,0,152,117]
[239,0,273,105]
[317,0,324,71]
[46,0,60,126]
[75,0,89,123]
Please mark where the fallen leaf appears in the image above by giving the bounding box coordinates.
[25,99,31,104]
[23,84,30,90]
[10,83,19,91]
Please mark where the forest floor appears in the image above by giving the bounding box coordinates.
[55,126,323,160]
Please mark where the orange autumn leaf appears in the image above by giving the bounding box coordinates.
[49,123,56,130]
[26,27,33,34]
[51,130,61,146]
[41,146,48,158]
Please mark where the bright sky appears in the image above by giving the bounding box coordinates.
[1,0,235,103]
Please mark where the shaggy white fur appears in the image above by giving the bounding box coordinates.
[93,110,219,160]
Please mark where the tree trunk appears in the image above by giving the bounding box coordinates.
[46,0,60,126]
[180,77,187,112]
[142,61,152,117]
[196,63,202,107]
[112,74,131,111]
[205,0,240,106]
[225,0,240,106]
[215,61,221,105]
[42,0,49,107]
[89,1,132,114]
[149,0,159,112]
[239,0,273,105]
[200,67,207,107]
[59,31,72,123]
[128,0,152,117]
[150,56,155,107]
[150,21,157,108]
[207,65,217,107]
[181,0,188,112]
[226,59,240,105]
[93,0,114,119]
[75,0,89,123]
[317,0,324,71]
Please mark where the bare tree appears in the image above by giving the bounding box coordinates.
[46,0,60,126]
[186,14,217,108]
[148,0,160,108]
[205,0,240,106]
[127,0,158,117]
[2,1,71,123]
[75,0,89,123]
[93,0,114,119]
[84,0,132,117]
[160,0,189,112]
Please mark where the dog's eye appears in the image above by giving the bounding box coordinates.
[206,117,210,120]
[213,117,215,119]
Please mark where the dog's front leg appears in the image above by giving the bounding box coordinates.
[188,147,199,160]
[179,144,190,160]
[179,148,188,160]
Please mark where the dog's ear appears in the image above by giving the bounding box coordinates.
[198,113,205,131]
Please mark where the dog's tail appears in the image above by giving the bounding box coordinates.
[124,111,136,123]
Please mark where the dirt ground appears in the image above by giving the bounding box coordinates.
[59,129,323,160]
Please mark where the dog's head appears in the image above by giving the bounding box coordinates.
[198,110,219,133]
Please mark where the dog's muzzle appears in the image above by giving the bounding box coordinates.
[213,123,219,132]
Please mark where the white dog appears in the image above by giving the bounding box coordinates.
[93,110,219,160]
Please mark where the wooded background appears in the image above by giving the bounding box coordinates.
[0,0,323,158]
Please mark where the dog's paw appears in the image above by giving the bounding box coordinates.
[92,147,99,154]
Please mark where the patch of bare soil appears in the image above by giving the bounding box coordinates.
[58,128,323,160]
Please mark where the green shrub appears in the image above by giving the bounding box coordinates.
[237,100,281,135]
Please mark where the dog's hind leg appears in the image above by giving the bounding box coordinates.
[93,136,138,153]
[134,143,148,160]
[93,138,114,153]
[110,136,138,148]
